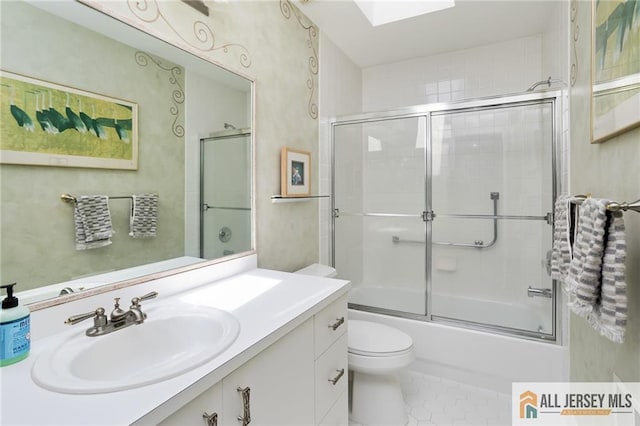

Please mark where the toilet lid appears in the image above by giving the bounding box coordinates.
[348,320,413,356]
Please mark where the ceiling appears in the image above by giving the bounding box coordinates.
[296,0,558,68]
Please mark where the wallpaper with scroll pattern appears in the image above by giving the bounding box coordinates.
[126,0,252,69]
[280,0,319,119]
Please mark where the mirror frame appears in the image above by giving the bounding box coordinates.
[13,0,257,311]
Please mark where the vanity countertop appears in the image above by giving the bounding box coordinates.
[0,255,350,425]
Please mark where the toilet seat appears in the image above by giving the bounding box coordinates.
[348,320,413,357]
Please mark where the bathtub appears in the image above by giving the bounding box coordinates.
[348,286,568,394]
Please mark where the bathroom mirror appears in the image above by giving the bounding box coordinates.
[0,1,254,307]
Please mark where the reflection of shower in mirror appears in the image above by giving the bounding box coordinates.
[200,129,252,260]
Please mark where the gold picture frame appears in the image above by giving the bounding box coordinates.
[0,70,138,169]
[281,147,310,197]
[591,0,640,143]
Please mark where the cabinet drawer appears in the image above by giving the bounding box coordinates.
[314,294,348,358]
[315,333,348,424]
[159,382,222,426]
[318,389,348,426]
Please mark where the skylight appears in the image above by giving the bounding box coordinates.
[353,0,455,27]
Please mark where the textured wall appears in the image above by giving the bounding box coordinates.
[0,2,185,290]
[569,1,640,382]
[85,0,320,272]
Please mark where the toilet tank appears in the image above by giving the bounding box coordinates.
[294,263,337,278]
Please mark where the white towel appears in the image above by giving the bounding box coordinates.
[550,195,572,282]
[567,198,627,343]
[129,194,158,238]
[74,195,114,250]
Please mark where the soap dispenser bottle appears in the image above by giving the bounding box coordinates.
[0,283,30,366]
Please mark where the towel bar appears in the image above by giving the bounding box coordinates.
[572,195,640,213]
[60,193,133,203]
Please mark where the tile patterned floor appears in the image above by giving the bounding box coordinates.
[350,370,512,426]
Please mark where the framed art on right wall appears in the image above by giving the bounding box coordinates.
[591,0,640,143]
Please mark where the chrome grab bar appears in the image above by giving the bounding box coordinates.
[392,192,500,249]
[392,235,491,249]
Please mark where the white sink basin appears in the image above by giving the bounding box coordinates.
[32,304,240,394]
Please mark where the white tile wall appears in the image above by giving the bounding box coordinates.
[362,36,543,112]
[318,33,363,265]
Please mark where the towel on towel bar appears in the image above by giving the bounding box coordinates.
[597,204,626,343]
[566,198,627,343]
[550,194,573,282]
[129,194,158,238]
[74,195,114,250]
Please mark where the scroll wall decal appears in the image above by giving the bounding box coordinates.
[280,0,319,119]
[135,51,185,137]
[570,0,579,87]
[127,0,251,68]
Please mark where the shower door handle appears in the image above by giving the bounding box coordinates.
[544,250,552,276]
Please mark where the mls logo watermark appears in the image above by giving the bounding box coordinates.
[520,390,538,419]
[513,382,640,425]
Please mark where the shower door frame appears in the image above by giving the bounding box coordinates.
[330,90,563,343]
[199,133,252,259]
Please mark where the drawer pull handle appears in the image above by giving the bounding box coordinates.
[237,386,251,425]
[328,368,345,385]
[202,411,218,426]
[328,316,345,331]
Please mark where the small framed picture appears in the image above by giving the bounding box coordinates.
[281,147,310,197]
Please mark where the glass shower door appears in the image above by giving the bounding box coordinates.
[333,116,427,315]
[429,101,555,336]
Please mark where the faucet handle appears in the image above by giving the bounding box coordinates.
[65,307,107,326]
[131,291,158,307]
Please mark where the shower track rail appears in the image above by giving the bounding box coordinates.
[390,208,552,249]
[335,190,552,249]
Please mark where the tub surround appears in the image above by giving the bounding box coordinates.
[0,254,350,425]
[349,309,568,394]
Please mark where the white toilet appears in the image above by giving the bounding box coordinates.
[294,264,415,426]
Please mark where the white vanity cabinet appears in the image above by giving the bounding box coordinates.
[159,295,348,426]
[160,318,314,426]
[221,318,315,425]
[0,260,352,426]
[314,294,348,425]
[159,382,223,426]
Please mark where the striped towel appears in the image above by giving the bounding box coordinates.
[596,206,626,343]
[567,198,627,343]
[550,195,572,282]
[74,195,114,250]
[129,194,158,238]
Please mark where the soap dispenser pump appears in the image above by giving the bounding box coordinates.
[0,283,30,366]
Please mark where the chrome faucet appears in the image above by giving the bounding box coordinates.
[65,291,158,337]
